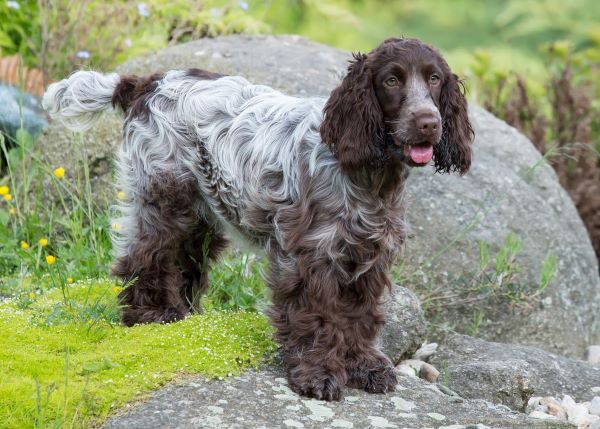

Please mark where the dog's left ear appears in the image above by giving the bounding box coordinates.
[434,73,474,175]
[320,53,384,172]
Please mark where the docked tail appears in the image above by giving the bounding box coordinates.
[42,71,120,132]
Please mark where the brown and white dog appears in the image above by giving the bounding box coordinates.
[43,38,473,401]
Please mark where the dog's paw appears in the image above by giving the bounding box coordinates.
[121,306,186,326]
[290,374,344,401]
[362,364,398,393]
[347,362,398,394]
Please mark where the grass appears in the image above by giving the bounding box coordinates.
[0,279,276,429]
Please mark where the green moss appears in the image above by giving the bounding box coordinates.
[0,279,276,429]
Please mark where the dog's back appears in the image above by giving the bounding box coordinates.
[43,69,330,243]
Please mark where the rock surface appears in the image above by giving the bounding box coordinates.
[380,286,427,363]
[103,366,572,429]
[0,83,47,142]
[431,334,600,410]
[36,34,600,356]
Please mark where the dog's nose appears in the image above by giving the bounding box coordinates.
[415,113,440,136]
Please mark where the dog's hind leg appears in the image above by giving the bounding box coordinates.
[177,223,229,312]
[112,172,203,326]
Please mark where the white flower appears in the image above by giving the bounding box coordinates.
[76,50,91,59]
[239,1,249,11]
[137,2,150,18]
[7,1,20,10]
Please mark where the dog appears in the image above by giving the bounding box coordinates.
[43,37,473,400]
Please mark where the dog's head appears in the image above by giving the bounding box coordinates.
[320,38,473,174]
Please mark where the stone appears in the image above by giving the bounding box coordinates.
[380,286,427,363]
[37,34,600,357]
[431,334,600,410]
[590,396,600,415]
[102,366,573,429]
[0,84,47,143]
[587,346,600,365]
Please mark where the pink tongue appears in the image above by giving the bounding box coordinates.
[409,144,433,164]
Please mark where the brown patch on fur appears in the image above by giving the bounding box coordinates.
[111,73,164,117]
[112,68,223,119]
[185,68,224,80]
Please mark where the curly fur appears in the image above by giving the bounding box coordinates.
[43,38,473,401]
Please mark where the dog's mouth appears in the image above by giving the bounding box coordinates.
[402,142,434,164]
[390,135,434,165]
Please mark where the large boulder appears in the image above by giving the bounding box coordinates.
[103,366,572,429]
[36,35,600,357]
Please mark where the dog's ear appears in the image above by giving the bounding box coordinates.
[320,53,384,172]
[434,73,474,175]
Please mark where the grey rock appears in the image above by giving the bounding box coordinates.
[587,346,600,365]
[431,334,600,410]
[102,366,572,429]
[0,84,47,141]
[380,285,427,363]
[590,396,600,416]
[37,34,600,356]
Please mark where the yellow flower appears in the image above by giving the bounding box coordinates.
[8,207,16,215]
[38,238,48,247]
[53,167,65,179]
[117,191,126,200]
[28,292,35,300]
[87,319,93,325]
[113,286,122,294]
[20,241,29,250]
[4,194,12,202]
[0,185,8,195]
[46,255,56,265]
[66,277,74,284]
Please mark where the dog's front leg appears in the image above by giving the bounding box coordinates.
[267,254,348,401]
[342,269,398,394]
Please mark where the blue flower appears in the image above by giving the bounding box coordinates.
[137,2,150,18]
[76,50,91,60]
[239,1,249,11]
[7,1,20,10]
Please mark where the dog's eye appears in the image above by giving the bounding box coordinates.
[429,74,441,85]
[384,77,399,87]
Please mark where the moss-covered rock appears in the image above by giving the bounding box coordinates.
[0,279,276,429]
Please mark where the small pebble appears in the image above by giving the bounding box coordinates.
[585,346,600,365]
[420,362,440,383]
[427,412,446,421]
[566,403,589,425]
[396,364,418,378]
[529,410,555,420]
[412,342,438,361]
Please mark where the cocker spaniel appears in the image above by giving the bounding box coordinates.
[43,37,473,401]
